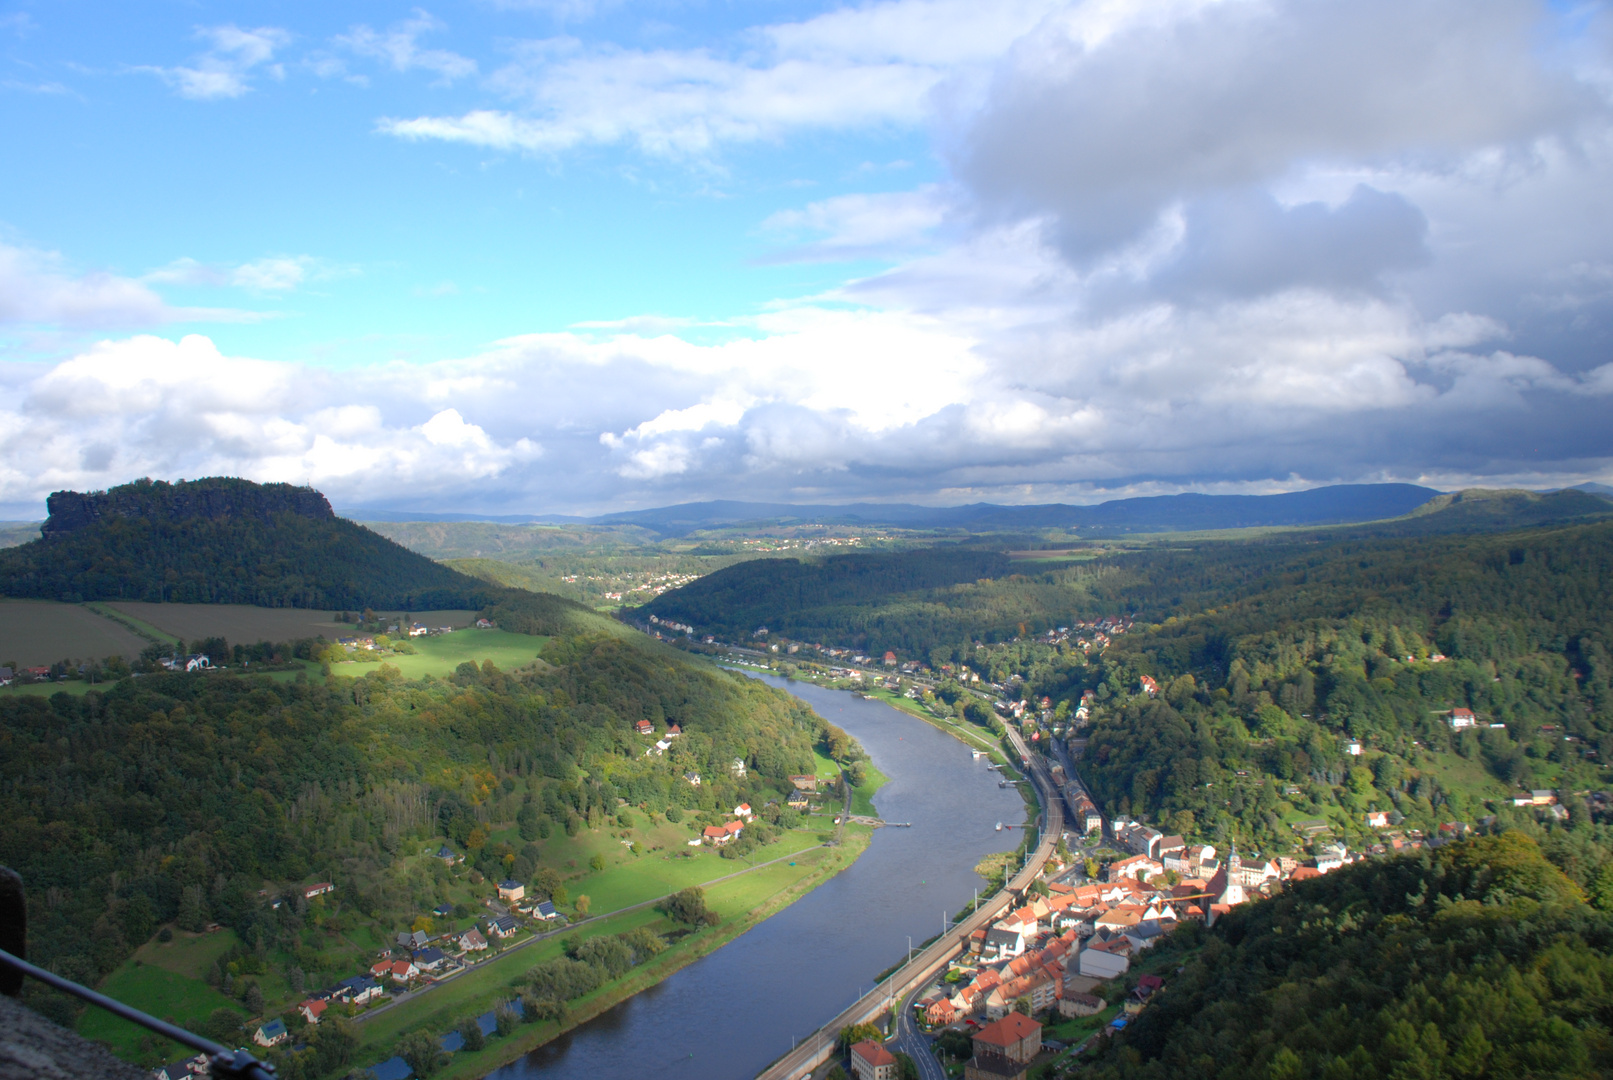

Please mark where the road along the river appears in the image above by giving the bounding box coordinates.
[754,723,1062,1080]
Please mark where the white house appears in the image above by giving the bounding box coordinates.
[1449,708,1477,729]
[1078,941,1131,979]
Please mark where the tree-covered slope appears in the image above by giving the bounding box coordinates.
[0,478,593,635]
[1,635,830,1024]
[637,547,1015,649]
[0,477,488,609]
[1084,833,1613,1079]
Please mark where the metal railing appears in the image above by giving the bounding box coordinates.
[0,867,278,1079]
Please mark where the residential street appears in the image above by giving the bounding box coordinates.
[895,982,947,1080]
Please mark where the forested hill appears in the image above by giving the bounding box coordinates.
[0,477,583,627]
[638,547,1014,646]
[1085,833,1613,1078]
[1,632,839,1045]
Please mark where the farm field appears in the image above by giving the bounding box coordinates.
[106,602,478,645]
[0,598,149,665]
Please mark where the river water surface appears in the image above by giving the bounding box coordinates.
[489,674,1023,1080]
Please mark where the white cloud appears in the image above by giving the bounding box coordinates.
[380,0,1067,156]
[144,254,351,293]
[0,242,252,329]
[140,25,292,100]
[338,9,476,83]
[760,186,952,262]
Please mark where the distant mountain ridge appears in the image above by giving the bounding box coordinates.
[349,482,1444,536]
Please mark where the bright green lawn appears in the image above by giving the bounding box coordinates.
[79,955,244,1060]
[329,630,550,680]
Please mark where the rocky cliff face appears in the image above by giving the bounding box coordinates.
[42,478,333,539]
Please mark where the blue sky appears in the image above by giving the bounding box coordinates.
[2,0,1612,516]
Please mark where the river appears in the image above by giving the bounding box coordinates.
[487,674,1025,1080]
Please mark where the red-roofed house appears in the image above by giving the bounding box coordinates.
[850,1039,898,1080]
[298,999,328,1025]
[702,825,730,845]
[967,1012,1042,1080]
[635,719,654,735]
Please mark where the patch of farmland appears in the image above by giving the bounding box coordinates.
[106,602,479,645]
[0,599,149,665]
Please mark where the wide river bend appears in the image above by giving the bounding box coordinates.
[488,675,1024,1080]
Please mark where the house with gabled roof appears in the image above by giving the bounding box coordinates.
[850,1039,899,1080]
[253,1019,288,1047]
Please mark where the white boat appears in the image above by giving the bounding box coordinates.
[995,822,1003,831]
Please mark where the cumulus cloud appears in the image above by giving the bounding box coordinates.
[139,25,292,100]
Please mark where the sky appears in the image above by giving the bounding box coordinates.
[1,0,1612,517]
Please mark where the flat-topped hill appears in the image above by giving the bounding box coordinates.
[0,477,584,632]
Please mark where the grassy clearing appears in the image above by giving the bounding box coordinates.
[78,949,246,1059]
[331,630,550,681]
[0,598,150,665]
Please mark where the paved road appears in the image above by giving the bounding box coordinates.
[756,718,1063,1080]
[894,981,947,1080]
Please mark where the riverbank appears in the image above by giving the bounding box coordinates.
[350,748,891,1080]
[353,823,878,1079]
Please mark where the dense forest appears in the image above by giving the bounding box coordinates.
[1085,832,1613,1079]
[638,490,1613,662]
[0,632,830,1031]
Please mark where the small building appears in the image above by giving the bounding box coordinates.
[413,947,448,972]
[534,900,559,920]
[1138,675,1158,698]
[1345,740,1363,756]
[340,975,383,1004]
[396,929,430,950]
[1078,940,1131,980]
[1449,707,1477,729]
[299,999,328,1025]
[731,758,747,778]
[1058,991,1104,1018]
[303,882,335,900]
[435,845,458,864]
[850,1039,899,1080]
[965,1012,1042,1080]
[458,928,488,952]
[635,719,654,736]
[789,774,818,791]
[253,1019,288,1047]
[786,790,810,811]
[734,803,754,819]
[1366,811,1390,828]
[684,771,702,787]
[498,880,526,903]
[486,914,520,939]
[882,651,898,667]
[388,959,419,982]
